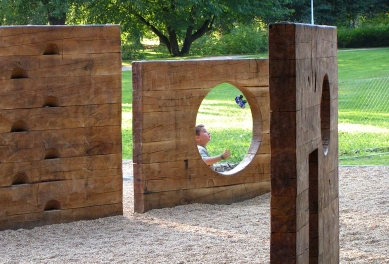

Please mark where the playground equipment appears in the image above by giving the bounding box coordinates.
[0,22,338,263]
[133,23,339,263]
[0,25,123,230]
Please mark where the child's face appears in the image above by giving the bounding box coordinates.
[196,127,211,146]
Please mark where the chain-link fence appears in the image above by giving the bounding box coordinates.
[338,77,389,164]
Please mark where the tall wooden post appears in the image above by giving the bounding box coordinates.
[269,23,339,263]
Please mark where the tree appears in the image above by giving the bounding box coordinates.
[285,0,389,27]
[0,0,87,25]
[125,0,289,56]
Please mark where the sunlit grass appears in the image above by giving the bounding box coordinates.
[339,131,389,155]
[340,154,389,166]
[337,48,389,80]
[196,84,253,163]
[122,71,133,159]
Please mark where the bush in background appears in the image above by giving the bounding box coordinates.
[338,14,389,48]
[122,42,146,60]
[190,23,268,56]
[338,25,389,48]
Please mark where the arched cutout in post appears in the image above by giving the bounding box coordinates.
[321,74,331,156]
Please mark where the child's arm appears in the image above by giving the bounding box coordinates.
[203,149,231,166]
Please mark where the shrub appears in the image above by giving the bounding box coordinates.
[219,24,268,55]
[338,25,389,48]
[190,23,268,56]
[190,33,224,56]
[121,42,146,60]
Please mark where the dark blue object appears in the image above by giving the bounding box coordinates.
[235,95,247,108]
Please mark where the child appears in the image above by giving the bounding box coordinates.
[195,124,231,167]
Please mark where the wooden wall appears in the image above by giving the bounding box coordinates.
[0,25,123,230]
[269,23,339,263]
[132,59,271,213]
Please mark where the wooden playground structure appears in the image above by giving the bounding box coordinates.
[0,23,338,263]
[0,25,123,230]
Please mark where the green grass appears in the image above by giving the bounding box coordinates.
[337,48,389,80]
[122,48,389,165]
[340,154,389,166]
[196,83,253,164]
[337,48,389,165]
[122,71,132,159]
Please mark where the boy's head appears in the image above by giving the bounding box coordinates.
[195,124,211,147]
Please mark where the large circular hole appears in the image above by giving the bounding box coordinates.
[321,75,331,155]
[196,83,262,175]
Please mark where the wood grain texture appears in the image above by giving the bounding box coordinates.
[0,126,121,163]
[269,23,339,264]
[0,25,122,230]
[0,104,120,132]
[133,59,271,213]
[0,25,121,56]
[0,153,121,187]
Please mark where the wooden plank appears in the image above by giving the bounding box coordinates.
[0,153,122,187]
[134,156,271,193]
[0,184,39,216]
[0,104,120,133]
[0,176,122,217]
[296,189,309,231]
[296,223,309,259]
[270,111,297,149]
[0,53,121,80]
[0,75,121,109]
[0,126,121,163]
[133,59,269,92]
[135,181,271,213]
[268,23,296,60]
[37,176,122,210]
[0,25,121,56]
[271,195,296,233]
[0,203,122,231]
[270,232,297,263]
[132,62,144,166]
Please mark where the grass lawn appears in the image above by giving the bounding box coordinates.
[337,48,389,165]
[122,71,132,160]
[196,83,253,164]
[122,48,389,165]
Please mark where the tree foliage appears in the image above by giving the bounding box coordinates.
[1,0,388,56]
[125,0,289,56]
[285,0,389,27]
[0,0,89,25]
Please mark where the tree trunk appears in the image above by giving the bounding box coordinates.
[178,18,214,56]
[48,13,66,25]
[180,39,192,56]
[168,28,180,56]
